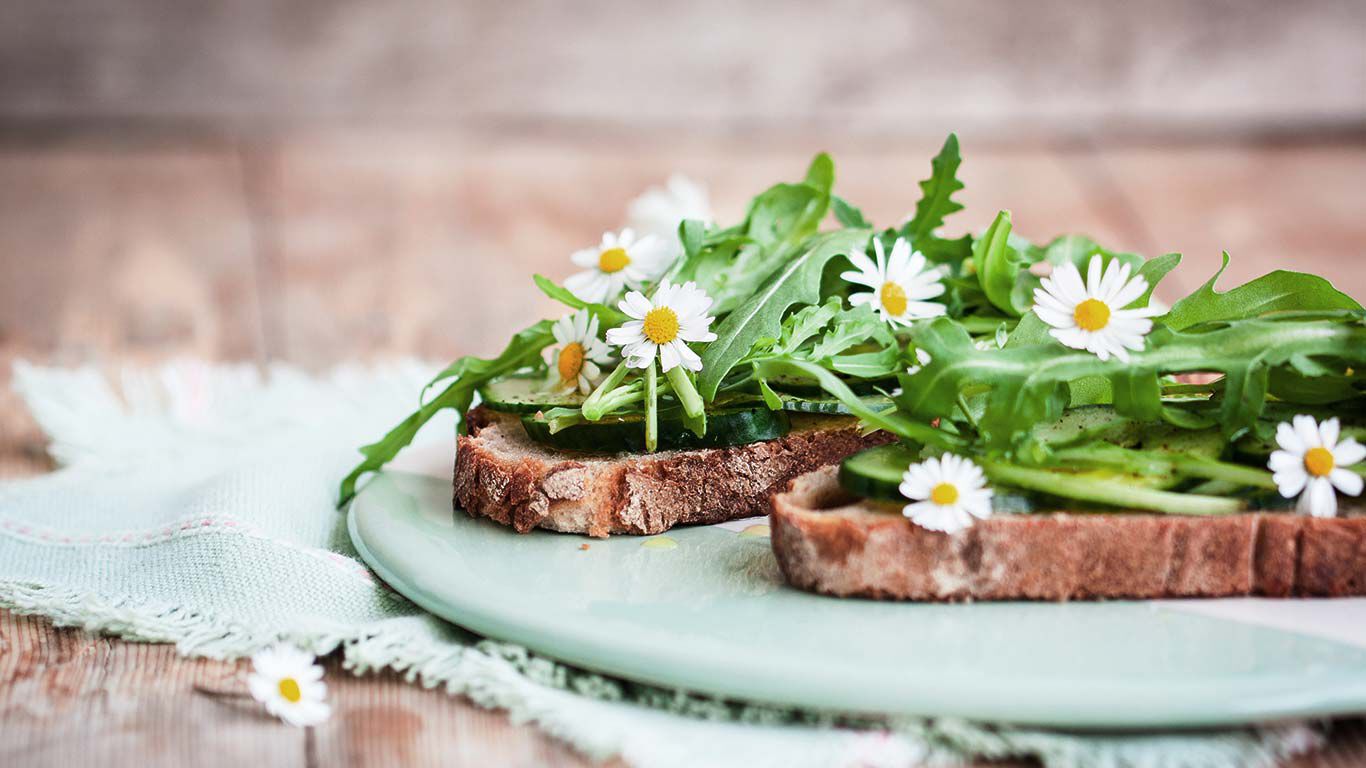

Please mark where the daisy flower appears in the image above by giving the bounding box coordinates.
[549,309,613,394]
[627,174,712,255]
[1267,415,1364,518]
[247,645,331,727]
[900,454,994,534]
[842,237,947,327]
[605,280,717,372]
[564,229,670,305]
[1032,255,1161,362]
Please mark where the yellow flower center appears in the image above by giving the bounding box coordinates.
[278,677,302,703]
[598,247,631,274]
[880,282,908,317]
[1304,446,1336,477]
[642,307,680,345]
[930,482,959,506]
[557,342,585,382]
[1073,298,1111,331]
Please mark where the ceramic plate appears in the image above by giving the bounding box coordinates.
[349,468,1366,729]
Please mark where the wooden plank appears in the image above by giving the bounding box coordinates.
[1075,143,1366,301]
[0,609,599,768]
[1,1,1363,138]
[4,609,1366,767]
[0,140,266,475]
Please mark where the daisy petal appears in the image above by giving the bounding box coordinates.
[1276,421,1305,453]
[1333,439,1365,467]
[1294,415,1322,450]
[1330,468,1363,497]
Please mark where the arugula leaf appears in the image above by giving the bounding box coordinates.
[974,210,1024,316]
[832,196,872,229]
[810,304,894,359]
[532,274,628,326]
[775,298,841,355]
[899,314,1366,449]
[1162,252,1362,330]
[1129,253,1181,308]
[339,320,555,505]
[669,155,835,316]
[902,134,964,248]
[752,358,961,449]
[829,347,902,378]
[698,229,870,399]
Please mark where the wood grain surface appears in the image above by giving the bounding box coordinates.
[3,1,1364,138]
[1,129,1364,766]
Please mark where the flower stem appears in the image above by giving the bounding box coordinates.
[979,460,1243,515]
[665,366,704,419]
[644,362,659,452]
[582,361,630,420]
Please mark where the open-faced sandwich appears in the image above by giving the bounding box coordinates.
[757,142,1366,601]
[341,135,1365,592]
[338,150,921,535]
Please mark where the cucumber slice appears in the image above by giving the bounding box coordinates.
[780,394,893,415]
[480,376,583,414]
[839,443,1036,513]
[839,443,920,501]
[765,375,895,397]
[521,407,790,452]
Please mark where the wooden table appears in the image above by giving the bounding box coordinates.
[1,129,1364,766]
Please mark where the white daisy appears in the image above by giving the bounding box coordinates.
[549,309,613,395]
[564,228,671,305]
[1032,255,1161,362]
[627,174,712,255]
[900,453,994,534]
[842,237,947,327]
[1267,415,1364,518]
[605,280,717,372]
[247,645,331,727]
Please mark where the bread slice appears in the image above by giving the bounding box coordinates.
[454,407,894,537]
[771,465,1366,601]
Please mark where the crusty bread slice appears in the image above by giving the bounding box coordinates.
[454,407,894,537]
[771,465,1366,601]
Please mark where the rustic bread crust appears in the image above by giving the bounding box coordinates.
[771,466,1366,601]
[454,407,893,537]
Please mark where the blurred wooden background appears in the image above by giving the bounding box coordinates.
[1,1,1364,766]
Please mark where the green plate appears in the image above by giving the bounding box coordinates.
[349,469,1366,729]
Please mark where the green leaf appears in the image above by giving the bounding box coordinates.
[775,298,841,356]
[1162,252,1363,331]
[832,196,871,229]
[752,358,961,449]
[669,155,836,317]
[698,229,870,400]
[830,347,901,378]
[804,152,835,191]
[339,319,555,505]
[899,314,1366,450]
[531,274,628,326]
[974,210,1023,316]
[903,134,964,246]
[1130,253,1181,308]
[810,304,893,360]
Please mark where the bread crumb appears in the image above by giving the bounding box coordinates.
[579,543,590,551]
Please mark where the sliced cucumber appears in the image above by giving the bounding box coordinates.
[839,443,1036,513]
[765,375,895,397]
[521,407,790,452]
[479,376,583,414]
[780,394,893,415]
[839,443,920,501]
